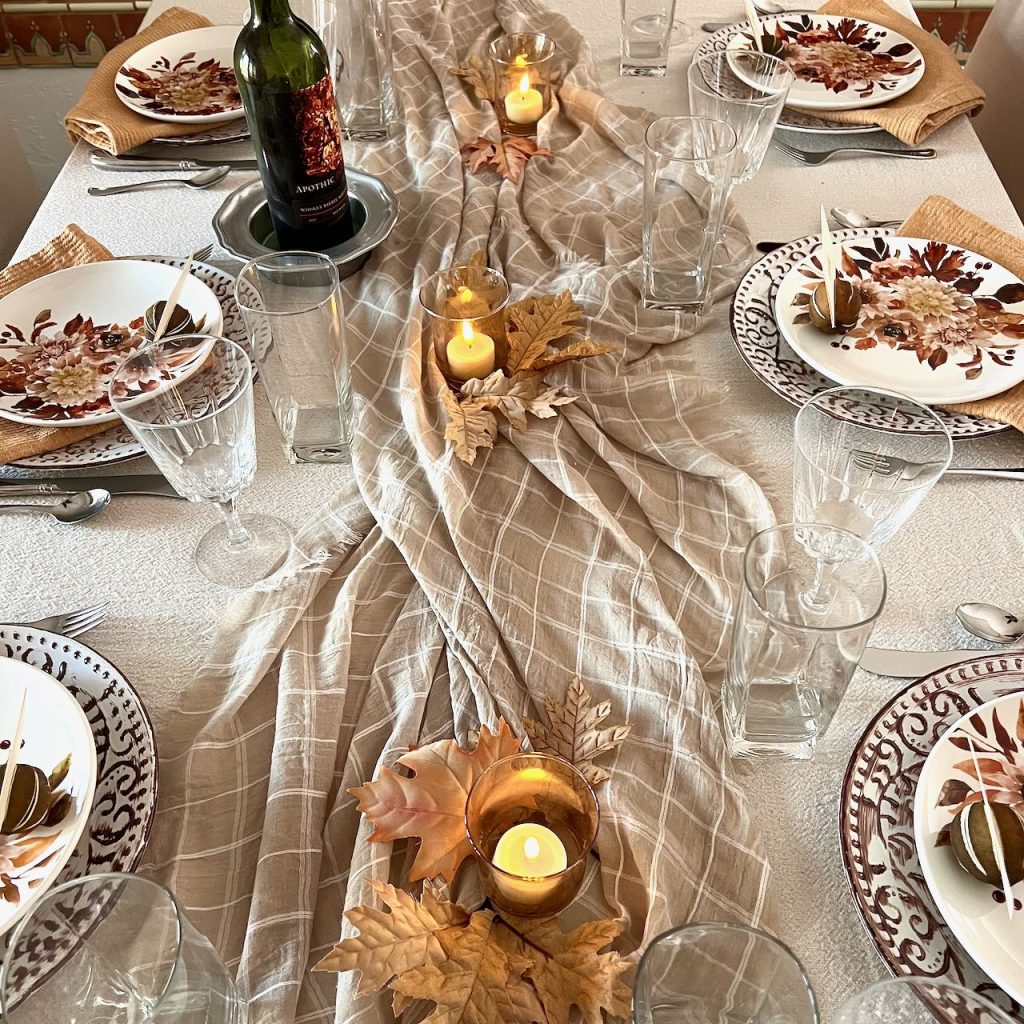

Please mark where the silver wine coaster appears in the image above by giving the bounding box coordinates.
[212,168,398,278]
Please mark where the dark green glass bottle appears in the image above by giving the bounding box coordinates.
[234,0,355,250]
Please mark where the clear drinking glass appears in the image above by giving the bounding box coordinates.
[621,0,686,76]
[0,872,245,1023]
[488,34,556,137]
[687,52,795,275]
[642,116,738,329]
[235,251,351,464]
[835,979,1016,1024]
[109,336,292,588]
[723,523,887,760]
[794,387,953,550]
[634,923,819,1024]
[292,0,396,139]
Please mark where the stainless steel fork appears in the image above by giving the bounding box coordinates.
[850,449,1023,481]
[10,604,107,638]
[774,140,936,165]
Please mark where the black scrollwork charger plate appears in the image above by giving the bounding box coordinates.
[840,655,1024,1019]
[0,627,157,998]
[729,228,1009,439]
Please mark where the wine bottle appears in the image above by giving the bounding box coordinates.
[234,0,355,250]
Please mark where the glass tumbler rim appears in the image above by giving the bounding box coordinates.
[417,266,511,323]
[0,871,188,1019]
[834,977,1018,1024]
[234,249,342,319]
[109,334,252,431]
[643,115,738,162]
[688,50,796,105]
[633,921,820,1024]
[794,385,954,493]
[487,31,556,65]
[464,751,600,882]
[742,521,888,633]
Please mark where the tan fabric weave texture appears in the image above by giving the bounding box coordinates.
[0,226,114,465]
[141,0,777,1021]
[793,0,985,145]
[901,194,1024,430]
[64,8,215,155]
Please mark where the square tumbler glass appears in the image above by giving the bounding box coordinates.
[620,0,678,76]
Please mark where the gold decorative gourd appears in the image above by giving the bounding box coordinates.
[949,802,1024,886]
[808,277,862,334]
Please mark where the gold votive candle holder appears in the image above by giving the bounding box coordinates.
[418,265,510,382]
[488,33,556,137]
[465,753,599,918]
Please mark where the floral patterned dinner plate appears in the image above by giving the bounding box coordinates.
[840,655,1024,1022]
[914,694,1024,1005]
[0,259,223,428]
[0,657,97,941]
[0,627,158,1004]
[114,26,244,125]
[774,236,1024,405]
[726,14,925,112]
[729,228,1008,438]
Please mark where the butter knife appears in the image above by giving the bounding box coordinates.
[859,646,1021,678]
[0,475,183,499]
[91,153,258,172]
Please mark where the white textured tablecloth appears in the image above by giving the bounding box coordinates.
[4,0,1023,1016]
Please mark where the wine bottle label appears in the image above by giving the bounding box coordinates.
[289,74,350,227]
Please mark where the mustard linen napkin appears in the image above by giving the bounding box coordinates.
[790,0,984,145]
[0,226,115,465]
[64,8,218,155]
[900,194,1024,430]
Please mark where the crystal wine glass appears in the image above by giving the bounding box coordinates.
[835,978,1016,1024]
[109,335,291,587]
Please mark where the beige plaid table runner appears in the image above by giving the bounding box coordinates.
[144,0,777,1020]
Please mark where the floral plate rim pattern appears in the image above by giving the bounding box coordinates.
[728,228,1008,438]
[725,13,926,112]
[693,27,882,133]
[840,654,1024,1022]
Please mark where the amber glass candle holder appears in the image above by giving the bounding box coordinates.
[465,753,599,918]
[418,265,510,382]
[488,33,556,137]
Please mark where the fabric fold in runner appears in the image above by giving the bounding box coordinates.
[144,0,778,1020]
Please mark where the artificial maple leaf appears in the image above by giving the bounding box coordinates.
[496,916,633,1024]
[441,388,499,466]
[312,880,470,989]
[348,720,522,881]
[449,57,494,101]
[460,137,553,185]
[506,292,584,373]
[532,339,615,370]
[391,911,544,1024]
[523,677,630,787]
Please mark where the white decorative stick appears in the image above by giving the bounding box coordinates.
[744,0,763,50]
[151,250,196,344]
[0,694,28,833]
[820,206,837,329]
[965,733,1015,920]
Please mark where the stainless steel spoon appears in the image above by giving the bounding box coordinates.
[956,602,1024,644]
[88,166,230,197]
[0,489,111,523]
[830,208,903,230]
[752,0,818,13]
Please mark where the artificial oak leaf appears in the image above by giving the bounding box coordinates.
[531,339,614,370]
[312,880,470,990]
[462,137,499,174]
[460,136,552,185]
[348,720,521,881]
[461,372,575,431]
[391,911,544,1024]
[497,916,633,1024]
[523,677,630,787]
[442,388,499,466]
[449,57,494,101]
[506,292,584,372]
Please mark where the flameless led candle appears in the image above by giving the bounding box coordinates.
[504,72,545,126]
[446,320,495,381]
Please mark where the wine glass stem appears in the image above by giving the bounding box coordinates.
[214,498,254,549]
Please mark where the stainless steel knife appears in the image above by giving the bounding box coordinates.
[701,21,735,31]
[859,646,1021,678]
[91,153,258,172]
[0,475,183,499]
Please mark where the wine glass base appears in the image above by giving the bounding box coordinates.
[195,513,293,588]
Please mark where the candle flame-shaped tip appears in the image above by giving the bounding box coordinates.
[458,286,473,303]
[518,72,531,95]
[523,836,541,860]
[460,319,475,343]
[514,53,529,68]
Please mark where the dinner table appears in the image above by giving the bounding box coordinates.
[1,0,1022,1018]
